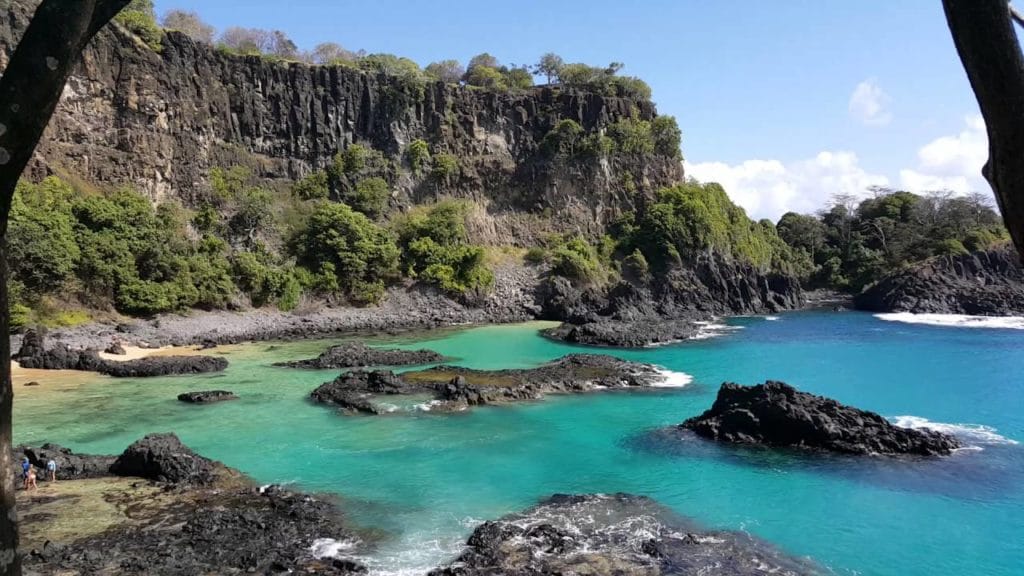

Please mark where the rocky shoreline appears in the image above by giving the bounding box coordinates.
[275,341,446,369]
[310,354,672,414]
[429,493,820,575]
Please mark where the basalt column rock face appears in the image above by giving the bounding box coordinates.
[0,0,683,245]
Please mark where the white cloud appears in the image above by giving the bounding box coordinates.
[849,79,892,126]
[686,151,889,221]
[899,114,988,193]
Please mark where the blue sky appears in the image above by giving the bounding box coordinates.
[153,0,987,219]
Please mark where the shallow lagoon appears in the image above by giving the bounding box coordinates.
[13,312,1024,575]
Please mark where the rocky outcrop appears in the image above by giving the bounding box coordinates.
[13,444,115,480]
[855,244,1024,315]
[14,329,228,377]
[109,433,219,485]
[542,253,803,347]
[275,341,445,369]
[0,0,681,245]
[430,493,819,576]
[177,390,238,404]
[104,342,127,355]
[682,381,962,456]
[311,354,669,414]
[26,485,366,575]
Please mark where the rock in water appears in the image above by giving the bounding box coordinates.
[429,493,820,575]
[177,390,238,404]
[682,381,962,456]
[855,244,1024,314]
[275,341,445,368]
[109,433,219,485]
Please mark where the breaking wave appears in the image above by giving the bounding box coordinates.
[876,313,1024,330]
[651,369,694,388]
[891,415,1019,449]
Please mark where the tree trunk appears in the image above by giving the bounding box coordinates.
[943,0,1024,256]
[0,2,131,574]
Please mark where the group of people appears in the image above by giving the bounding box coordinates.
[20,457,57,491]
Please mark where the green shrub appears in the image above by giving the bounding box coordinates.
[351,177,390,219]
[541,120,584,158]
[115,0,163,51]
[935,238,969,256]
[431,153,460,184]
[293,202,400,304]
[524,247,547,264]
[407,139,431,174]
[651,116,682,159]
[608,118,654,155]
[8,178,80,292]
[116,279,182,316]
[622,249,650,281]
[393,201,494,296]
[293,171,330,201]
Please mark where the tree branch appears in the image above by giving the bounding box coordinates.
[944,0,1024,257]
[0,2,130,574]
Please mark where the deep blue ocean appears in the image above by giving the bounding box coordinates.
[14,311,1024,575]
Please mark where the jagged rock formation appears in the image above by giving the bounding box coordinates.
[541,254,803,346]
[310,354,668,414]
[854,244,1024,315]
[682,381,962,456]
[0,0,681,244]
[430,493,820,576]
[274,341,445,369]
[13,444,115,481]
[109,433,220,485]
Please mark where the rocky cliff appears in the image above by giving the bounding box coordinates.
[0,0,681,245]
[854,244,1024,315]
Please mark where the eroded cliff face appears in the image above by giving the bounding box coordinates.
[0,1,682,245]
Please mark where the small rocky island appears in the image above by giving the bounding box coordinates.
[14,329,228,377]
[310,354,670,414]
[13,434,367,574]
[430,493,819,575]
[274,341,446,369]
[682,381,962,456]
[177,390,238,404]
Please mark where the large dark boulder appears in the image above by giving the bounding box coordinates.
[682,381,962,456]
[310,371,411,414]
[430,493,819,575]
[275,341,445,369]
[14,444,115,480]
[109,433,218,485]
[855,244,1024,314]
[177,390,238,404]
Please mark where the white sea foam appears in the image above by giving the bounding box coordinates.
[691,321,745,341]
[650,369,694,388]
[764,315,780,321]
[309,537,356,559]
[414,400,445,412]
[876,312,1024,330]
[891,415,1019,448]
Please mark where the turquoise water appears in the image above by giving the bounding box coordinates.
[13,312,1024,575]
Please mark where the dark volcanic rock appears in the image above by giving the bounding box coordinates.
[276,341,445,369]
[682,381,962,456]
[14,444,115,480]
[429,493,819,576]
[177,390,238,404]
[104,342,127,355]
[312,354,668,415]
[541,254,803,347]
[109,433,219,485]
[855,244,1024,314]
[14,330,228,377]
[25,485,365,575]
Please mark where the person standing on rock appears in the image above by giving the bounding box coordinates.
[47,458,57,482]
[26,466,38,492]
[21,456,30,489]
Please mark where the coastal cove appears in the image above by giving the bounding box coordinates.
[12,313,1024,575]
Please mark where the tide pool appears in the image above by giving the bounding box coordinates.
[12,311,1024,575]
